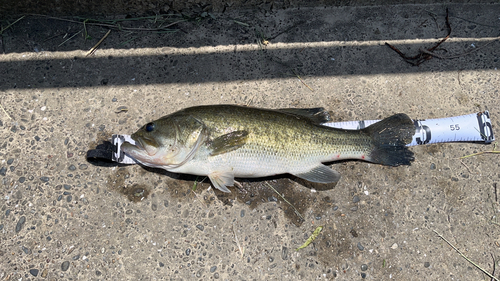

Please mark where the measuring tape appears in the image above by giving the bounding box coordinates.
[324,111,494,146]
[87,111,494,164]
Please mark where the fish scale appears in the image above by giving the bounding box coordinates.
[121,105,415,193]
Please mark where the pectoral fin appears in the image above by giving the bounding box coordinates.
[293,165,341,183]
[209,130,249,156]
[208,170,234,193]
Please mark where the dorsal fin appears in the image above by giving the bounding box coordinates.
[276,108,331,124]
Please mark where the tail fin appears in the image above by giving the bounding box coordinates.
[364,113,415,166]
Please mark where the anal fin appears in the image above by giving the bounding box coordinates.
[293,164,341,183]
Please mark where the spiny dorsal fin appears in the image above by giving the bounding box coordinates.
[276,108,331,124]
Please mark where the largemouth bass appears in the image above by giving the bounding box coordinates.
[121,105,415,193]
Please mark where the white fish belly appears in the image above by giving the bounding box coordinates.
[207,148,325,178]
[169,142,369,178]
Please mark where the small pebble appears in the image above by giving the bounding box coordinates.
[353,195,360,203]
[68,165,76,171]
[151,204,157,211]
[112,98,118,102]
[0,167,6,176]
[196,269,204,277]
[19,177,25,183]
[391,243,398,249]
[282,246,288,260]
[79,164,88,170]
[210,266,217,272]
[16,216,26,233]
[240,210,245,217]
[64,184,71,190]
[333,206,338,211]
[315,215,322,220]
[40,177,49,182]
[430,163,436,170]
[361,272,366,278]
[159,262,164,267]
[61,261,70,271]
[115,106,129,113]
[268,196,277,202]
[361,264,368,271]
[7,158,14,165]
[66,195,72,202]
[196,224,204,231]
[424,262,430,268]
[357,242,364,251]
[22,246,31,254]
[35,136,40,141]
[185,249,191,256]
[29,269,39,277]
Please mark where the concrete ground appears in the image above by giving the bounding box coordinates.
[1,3,499,280]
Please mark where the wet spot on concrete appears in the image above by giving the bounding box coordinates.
[422,143,444,155]
[437,178,465,207]
[316,226,353,267]
[107,168,151,202]
[120,184,150,202]
[219,176,335,226]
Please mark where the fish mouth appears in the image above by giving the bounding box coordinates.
[132,137,145,151]
[129,136,159,157]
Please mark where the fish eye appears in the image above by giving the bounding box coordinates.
[145,122,155,132]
